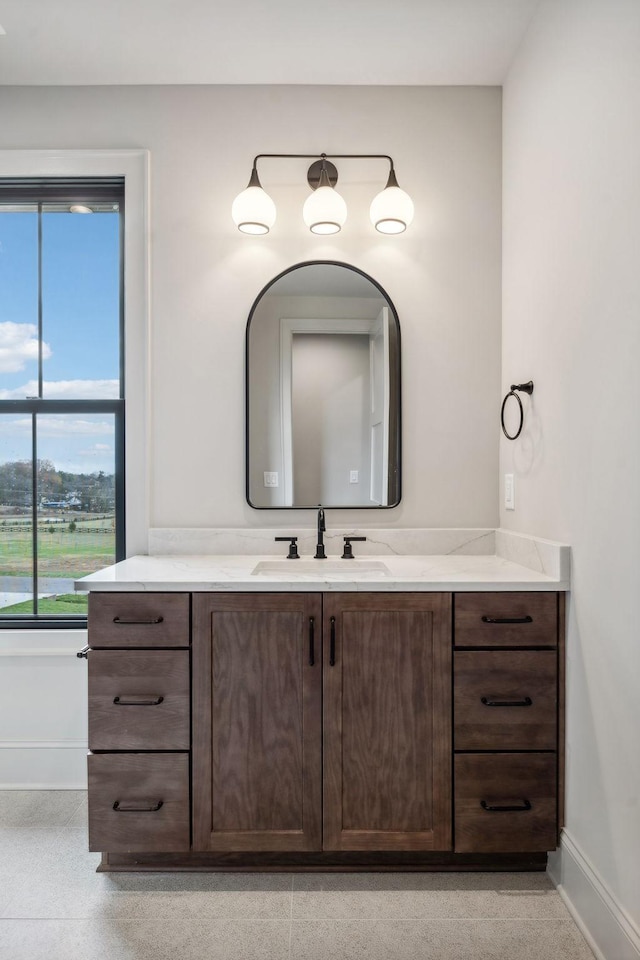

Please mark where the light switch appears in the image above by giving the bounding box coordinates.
[349,470,359,484]
[264,472,278,487]
[504,473,515,510]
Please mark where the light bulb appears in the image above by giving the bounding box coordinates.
[232,167,276,235]
[370,168,414,234]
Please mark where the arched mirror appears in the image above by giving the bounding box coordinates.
[246,261,401,509]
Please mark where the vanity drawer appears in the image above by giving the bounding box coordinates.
[88,753,190,852]
[88,650,190,751]
[454,753,557,853]
[454,592,557,648]
[89,593,190,648]
[454,650,557,750]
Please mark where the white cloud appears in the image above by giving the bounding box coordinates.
[78,442,113,456]
[0,322,51,373]
[38,418,115,437]
[0,378,119,400]
[0,417,114,437]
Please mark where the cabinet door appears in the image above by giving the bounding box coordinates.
[192,593,322,852]
[323,593,452,851]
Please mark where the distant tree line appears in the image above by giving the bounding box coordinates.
[0,460,115,513]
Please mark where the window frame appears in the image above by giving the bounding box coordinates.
[0,151,149,630]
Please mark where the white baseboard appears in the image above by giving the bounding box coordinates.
[548,831,640,960]
[0,741,87,790]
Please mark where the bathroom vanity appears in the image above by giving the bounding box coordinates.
[77,543,567,872]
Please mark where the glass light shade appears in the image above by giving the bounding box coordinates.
[370,172,414,234]
[303,184,347,235]
[232,185,276,235]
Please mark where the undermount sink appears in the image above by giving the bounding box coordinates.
[251,559,391,578]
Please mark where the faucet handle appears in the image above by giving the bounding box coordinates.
[342,536,367,559]
[275,536,300,559]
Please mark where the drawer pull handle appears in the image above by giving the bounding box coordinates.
[329,616,336,666]
[481,615,533,624]
[480,799,532,813]
[113,696,164,706]
[309,617,315,667]
[113,800,164,813]
[113,616,164,625]
[76,645,90,659]
[481,696,533,708]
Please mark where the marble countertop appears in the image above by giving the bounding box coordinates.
[75,552,568,593]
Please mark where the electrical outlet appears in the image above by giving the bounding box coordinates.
[263,472,278,488]
[349,470,359,484]
[504,473,515,510]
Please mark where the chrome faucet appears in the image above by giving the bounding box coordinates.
[314,508,326,559]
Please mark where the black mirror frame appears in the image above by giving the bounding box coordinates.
[245,260,402,510]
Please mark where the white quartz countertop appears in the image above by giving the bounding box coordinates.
[75,553,568,593]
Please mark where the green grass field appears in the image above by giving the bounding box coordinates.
[0,593,87,615]
[0,520,114,577]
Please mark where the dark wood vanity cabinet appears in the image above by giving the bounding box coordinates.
[86,593,191,854]
[192,593,323,852]
[191,592,451,853]
[452,592,563,854]
[86,588,564,869]
[322,593,451,852]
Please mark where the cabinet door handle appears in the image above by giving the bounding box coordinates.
[329,616,336,666]
[308,617,315,666]
[113,800,164,812]
[113,696,164,706]
[112,616,164,625]
[480,799,532,813]
[481,696,533,708]
[76,645,90,659]
[481,615,533,624]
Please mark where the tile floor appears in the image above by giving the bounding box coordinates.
[0,791,595,960]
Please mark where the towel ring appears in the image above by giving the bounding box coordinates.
[501,381,534,440]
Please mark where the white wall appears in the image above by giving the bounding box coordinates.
[0,84,502,530]
[0,629,88,788]
[502,1,640,955]
[0,85,502,789]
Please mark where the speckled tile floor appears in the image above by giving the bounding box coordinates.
[0,791,595,960]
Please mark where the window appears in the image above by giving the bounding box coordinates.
[0,178,125,627]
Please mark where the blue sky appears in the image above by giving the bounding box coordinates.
[0,210,120,474]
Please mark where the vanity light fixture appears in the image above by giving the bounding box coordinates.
[302,158,347,235]
[232,153,414,236]
[231,164,277,235]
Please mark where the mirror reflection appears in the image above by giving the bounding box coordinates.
[246,262,401,509]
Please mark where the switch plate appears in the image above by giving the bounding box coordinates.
[349,470,359,484]
[504,473,515,510]
[264,472,278,488]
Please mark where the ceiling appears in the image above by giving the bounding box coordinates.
[0,0,539,86]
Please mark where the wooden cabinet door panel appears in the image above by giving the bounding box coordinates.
[454,593,557,648]
[192,593,322,852]
[89,649,190,751]
[323,593,452,852]
[88,753,190,853]
[454,650,557,750]
[455,753,557,853]
[89,593,190,648]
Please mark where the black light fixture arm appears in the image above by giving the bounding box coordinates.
[252,152,395,169]
[252,153,397,190]
[249,153,398,190]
